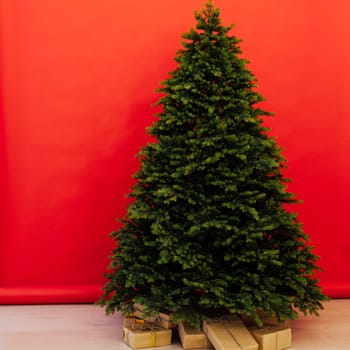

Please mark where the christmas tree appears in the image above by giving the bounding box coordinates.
[99,1,328,328]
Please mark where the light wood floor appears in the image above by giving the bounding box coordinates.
[0,300,349,349]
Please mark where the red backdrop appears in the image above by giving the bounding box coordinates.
[1,0,349,303]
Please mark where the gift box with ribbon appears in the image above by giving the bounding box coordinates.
[123,316,172,349]
[202,315,258,350]
[249,326,292,350]
[177,321,213,349]
[132,303,176,329]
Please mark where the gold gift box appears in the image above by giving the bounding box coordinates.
[203,315,258,350]
[132,303,175,329]
[178,321,213,349]
[123,316,172,349]
[249,326,292,350]
[240,311,291,328]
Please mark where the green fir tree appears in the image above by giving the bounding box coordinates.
[99,1,328,328]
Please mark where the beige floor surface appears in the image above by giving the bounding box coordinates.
[0,299,349,349]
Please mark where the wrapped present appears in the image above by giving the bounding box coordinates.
[123,316,152,328]
[133,303,175,329]
[240,311,291,328]
[178,322,213,349]
[249,326,292,350]
[203,315,258,350]
[123,316,172,349]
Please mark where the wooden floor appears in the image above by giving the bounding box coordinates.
[0,300,349,349]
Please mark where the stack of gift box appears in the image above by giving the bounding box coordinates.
[122,304,292,350]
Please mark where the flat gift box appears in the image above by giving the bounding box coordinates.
[123,316,172,349]
[203,315,258,350]
[240,311,291,328]
[133,303,176,329]
[178,322,213,349]
[249,326,292,350]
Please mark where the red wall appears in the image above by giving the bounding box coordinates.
[1,0,350,303]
